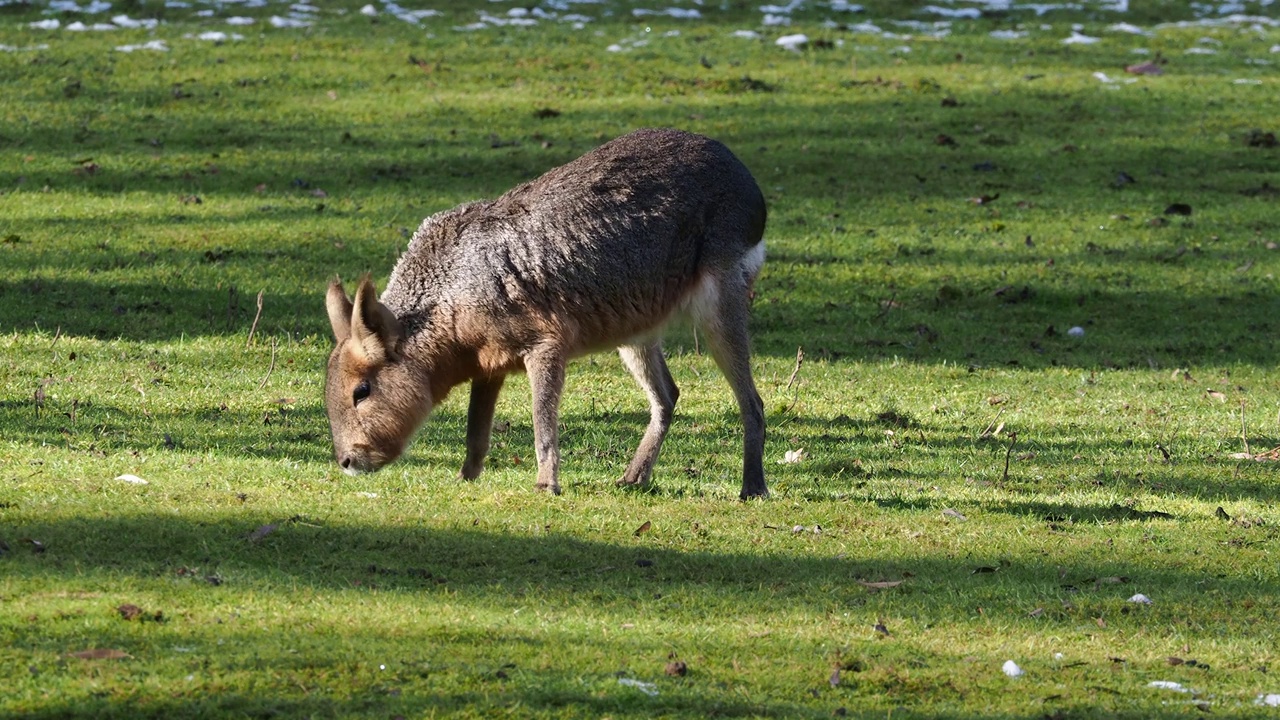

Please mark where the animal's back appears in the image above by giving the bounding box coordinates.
[384,128,766,360]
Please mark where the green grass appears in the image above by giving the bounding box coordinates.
[3,1,1280,717]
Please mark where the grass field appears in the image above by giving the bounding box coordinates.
[2,0,1280,717]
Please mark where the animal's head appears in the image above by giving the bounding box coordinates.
[324,277,432,474]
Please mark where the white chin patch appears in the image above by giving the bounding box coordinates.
[342,466,363,477]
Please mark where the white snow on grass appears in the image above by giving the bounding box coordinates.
[1062,30,1100,44]
[111,14,158,29]
[759,0,802,13]
[47,0,112,13]
[632,7,701,18]
[116,39,169,52]
[1107,21,1149,35]
[922,4,979,18]
[269,15,311,27]
[1158,15,1280,29]
[67,21,119,30]
[776,32,807,50]
[384,1,442,23]
[1149,681,1192,693]
[190,30,244,41]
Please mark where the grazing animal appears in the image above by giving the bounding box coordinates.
[324,128,768,498]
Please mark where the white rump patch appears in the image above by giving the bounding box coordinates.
[681,273,721,328]
[740,241,766,281]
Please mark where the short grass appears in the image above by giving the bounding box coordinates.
[2,1,1280,717]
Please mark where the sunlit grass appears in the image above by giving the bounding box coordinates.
[2,1,1280,717]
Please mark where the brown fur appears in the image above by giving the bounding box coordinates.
[324,128,768,498]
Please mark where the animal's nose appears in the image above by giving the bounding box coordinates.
[340,456,352,469]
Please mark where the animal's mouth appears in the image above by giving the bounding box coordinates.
[337,449,383,475]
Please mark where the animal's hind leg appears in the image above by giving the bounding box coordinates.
[617,342,679,488]
[695,272,767,499]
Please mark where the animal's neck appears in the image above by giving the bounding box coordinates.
[398,306,481,407]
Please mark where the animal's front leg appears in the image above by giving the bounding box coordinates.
[460,375,506,480]
[524,348,566,495]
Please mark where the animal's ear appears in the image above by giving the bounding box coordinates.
[326,278,353,342]
[350,275,404,363]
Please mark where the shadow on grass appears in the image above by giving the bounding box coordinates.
[2,510,1277,718]
[3,78,1278,367]
[1,269,1276,369]
[3,392,1277,501]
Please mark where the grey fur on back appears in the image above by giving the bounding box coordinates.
[382,128,767,356]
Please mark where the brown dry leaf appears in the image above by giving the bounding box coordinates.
[1125,62,1164,75]
[1029,607,1045,618]
[633,521,651,537]
[664,660,688,676]
[1256,447,1280,460]
[856,579,905,590]
[1095,617,1107,628]
[968,193,1000,205]
[117,604,144,621]
[873,621,891,637]
[1207,390,1227,402]
[935,133,958,147]
[1168,656,1185,666]
[70,648,129,660]
[829,667,841,686]
[942,508,968,522]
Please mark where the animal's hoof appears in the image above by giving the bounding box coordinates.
[739,487,770,500]
[535,482,562,496]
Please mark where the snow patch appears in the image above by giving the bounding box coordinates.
[922,4,979,18]
[1107,22,1149,35]
[269,15,311,28]
[1062,30,1100,44]
[116,40,169,51]
[1149,681,1191,693]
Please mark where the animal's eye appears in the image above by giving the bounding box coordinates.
[353,380,371,406]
